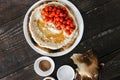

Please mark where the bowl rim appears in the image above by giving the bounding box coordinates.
[34,56,55,77]
[23,0,84,57]
[43,77,55,80]
[57,65,75,80]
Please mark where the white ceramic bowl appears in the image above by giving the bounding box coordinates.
[23,0,84,57]
[57,65,75,80]
[34,56,55,77]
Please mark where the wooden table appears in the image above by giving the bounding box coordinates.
[0,0,120,80]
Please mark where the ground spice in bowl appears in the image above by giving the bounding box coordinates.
[39,60,51,71]
[34,56,55,76]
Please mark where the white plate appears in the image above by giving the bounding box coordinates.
[57,65,75,80]
[23,0,84,57]
[34,56,55,77]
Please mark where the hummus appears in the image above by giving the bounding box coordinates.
[28,0,79,53]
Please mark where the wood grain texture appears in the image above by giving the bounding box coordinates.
[99,49,120,80]
[0,0,111,26]
[0,0,38,25]
[0,16,40,78]
[70,0,111,12]
[82,0,120,40]
[0,24,120,80]
[0,65,43,80]
[0,0,120,79]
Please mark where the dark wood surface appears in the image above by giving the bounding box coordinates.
[0,0,120,80]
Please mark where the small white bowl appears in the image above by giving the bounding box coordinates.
[43,77,55,80]
[57,65,75,80]
[34,56,55,77]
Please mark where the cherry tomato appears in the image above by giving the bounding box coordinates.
[68,31,72,35]
[44,6,49,11]
[53,7,57,12]
[64,10,68,15]
[48,6,52,11]
[42,8,46,11]
[62,7,66,11]
[65,30,71,35]
[53,17,56,22]
[59,13,63,17]
[44,12,48,16]
[42,15,46,19]
[56,22,61,27]
[65,26,70,31]
[63,21,66,25]
[41,10,45,14]
[49,15,52,18]
[70,29,74,33]
[45,6,49,9]
[49,18,54,22]
[51,12,55,16]
[57,6,61,9]
[66,20,71,25]
[42,5,74,34]
[56,10,61,15]
[60,24,65,29]
[63,14,67,17]
[45,17,49,22]
[55,17,60,22]
[52,12,55,16]
[60,18,63,22]
[57,26,62,30]
[65,16,69,20]
[55,14,59,17]
[70,23,75,29]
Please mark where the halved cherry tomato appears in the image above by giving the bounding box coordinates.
[42,5,75,35]
[57,6,61,9]
[41,10,45,14]
[57,26,62,30]
[64,10,68,15]
[42,15,46,19]
[51,12,55,17]
[56,22,61,27]
[59,18,63,22]
[70,29,74,33]
[53,7,57,12]
[49,18,54,22]
[55,17,60,22]
[60,24,65,29]
[44,12,48,16]
[65,30,71,35]
[63,21,66,25]
[55,14,59,17]
[70,23,75,29]
[63,14,67,17]
[45,17,49,22]
[56,9,61,15]
[65,26,70,31]
[66,20,71,25]
[60,13,64,17]
[48,6,53,11]
[62,7,66,11]
[65,16,69,20]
